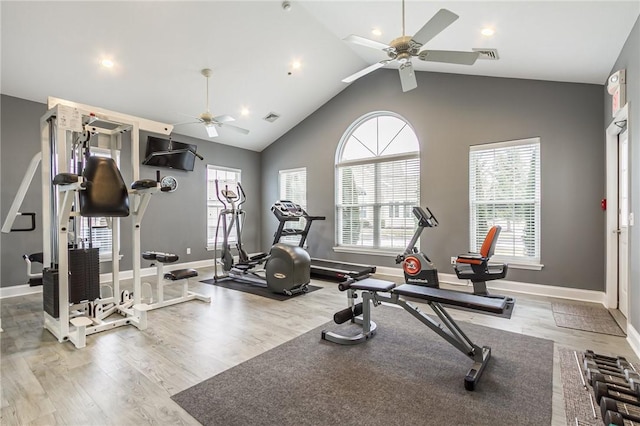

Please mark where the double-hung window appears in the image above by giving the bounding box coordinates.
[207,165,241,249]
[469,138,541,267]
[335,112,420,252]
[278,168,307,245]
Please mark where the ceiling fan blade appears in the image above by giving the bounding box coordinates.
[411,9,459,46]
[342,61,389,83]
[418,50,480,65]
[221,123,250,135]
[205,124,218,138]
[172,120,201,126]
[213,114,235,123]
[344,34,392,51]
[399,63,417,92]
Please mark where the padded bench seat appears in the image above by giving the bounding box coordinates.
[142,251,179,263]
[350,278,396,292]
[392,284,507,315]
[164,268,198,281]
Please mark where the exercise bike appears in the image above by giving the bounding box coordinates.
[396,206,514,318]
[212,180,311,295]
[395,206,440,287]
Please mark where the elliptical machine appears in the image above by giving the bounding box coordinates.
[212,180,311,295]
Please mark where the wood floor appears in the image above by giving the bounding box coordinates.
[1,268,635,426]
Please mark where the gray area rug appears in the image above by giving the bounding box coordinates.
[172,305,554,425]
[552,302,625,336]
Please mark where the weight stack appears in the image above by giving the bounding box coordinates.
[42,248,101,318]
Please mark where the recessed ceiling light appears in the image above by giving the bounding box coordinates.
[241,107,250,116]
[481,28,495,37]
[292,61,301,69]
[100,58,114,68]
[372,28,382,36]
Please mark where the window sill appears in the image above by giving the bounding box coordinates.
[333,246,398,257]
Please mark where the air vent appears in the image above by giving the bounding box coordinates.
[263,112,280,123]
[472,48,499,60]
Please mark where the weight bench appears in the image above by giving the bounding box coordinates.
[141,251,211,310]
[322,278,508,391]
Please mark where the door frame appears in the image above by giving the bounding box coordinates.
[605,103,629,310]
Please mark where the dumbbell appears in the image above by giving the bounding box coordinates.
[594,379,640,404]
[600,396,640,426]
[584,359,632,378]
[585,350,628,364]
[584,353,631,371]
[586,366,639,386]
[591,371,640,389]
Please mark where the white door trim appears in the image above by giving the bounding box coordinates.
[605,103,628,309]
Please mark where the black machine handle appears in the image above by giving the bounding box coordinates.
[214,179,226,207]
[236,181,247,209]
[10,212,36,232]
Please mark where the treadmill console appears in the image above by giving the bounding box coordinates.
[272,200,305,221]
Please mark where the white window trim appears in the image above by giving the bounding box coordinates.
[469,137,541,266]
[206,164,242,251]
[335,111,420,252]
[332,246,399,257]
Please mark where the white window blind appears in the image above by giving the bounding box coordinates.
[336,113,420,251]
[469,138,541,264]
[279,168,307,245]
[207,165,241,249]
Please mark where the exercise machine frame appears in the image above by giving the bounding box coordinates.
[322,278,508,391]
[214,184,311,295]
[40,98,173,348]
[271,200,376,282]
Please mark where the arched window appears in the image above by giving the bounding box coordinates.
[335,112,420,251]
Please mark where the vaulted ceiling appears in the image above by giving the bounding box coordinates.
[2,1,638,151]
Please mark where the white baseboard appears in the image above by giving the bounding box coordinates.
[0,284,43,299]
[99,258,216,283]
[627,323,640,360]
[0,260,606,305]
[374,267,605,304]
[0,259,216,299]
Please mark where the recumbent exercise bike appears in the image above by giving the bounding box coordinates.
[396,206,514,318]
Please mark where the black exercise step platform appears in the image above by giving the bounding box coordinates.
[392,284,507,315]
[349,278,396,292]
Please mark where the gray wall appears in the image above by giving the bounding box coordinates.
[261,69,605,291]
[0,95,261,287]
[0,96,47,286]
[607,17,639,329]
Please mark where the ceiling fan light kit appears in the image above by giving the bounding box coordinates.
[342,2,480,92]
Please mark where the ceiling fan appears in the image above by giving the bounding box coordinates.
[342,2,480,92]
[178,68,249,138]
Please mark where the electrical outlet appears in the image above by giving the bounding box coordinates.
[450,256,457,265]
[186,248,191,255]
